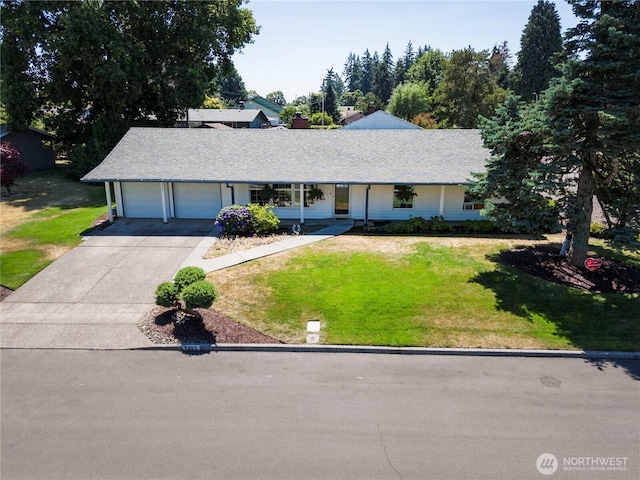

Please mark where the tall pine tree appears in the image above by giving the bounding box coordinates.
[343,53,362,92]
[546,0,640,263]
[473,1,640,265]
[373,43,394,104]
[514,0,563,101]
[360,49,374,95]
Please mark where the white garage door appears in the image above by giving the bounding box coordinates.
[122,182,164,218]
[173,183,222,219]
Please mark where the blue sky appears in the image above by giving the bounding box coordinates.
[232,0,579,102]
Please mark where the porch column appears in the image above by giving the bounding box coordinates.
[299,183,305,224]
[168,182,175,218]
[439,185,445,216]
[104,182,113,223]
[364,185,371,225]
[160,183,168,223]
[114,182,124,217]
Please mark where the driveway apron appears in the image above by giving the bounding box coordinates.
[0,219,215,349]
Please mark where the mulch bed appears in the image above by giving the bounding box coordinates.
[499,244,640,294]
[138,306,284,345]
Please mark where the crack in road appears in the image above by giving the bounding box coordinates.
[378,425,403,480]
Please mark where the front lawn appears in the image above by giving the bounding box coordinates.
[208,236,640,351]
[0,166,107,289]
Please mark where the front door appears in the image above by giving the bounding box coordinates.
[334,184,349,215]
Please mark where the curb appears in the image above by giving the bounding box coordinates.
[138,343,640,359]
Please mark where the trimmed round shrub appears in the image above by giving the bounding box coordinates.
[182,280,216,310]
[174,266,206,291]
[155,281,178,307]
[215,205,253,236]
[247,203,280,235]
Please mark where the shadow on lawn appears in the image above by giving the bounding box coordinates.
[471,256,640,380]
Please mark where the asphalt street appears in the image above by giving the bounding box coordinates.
[1,350,638,480]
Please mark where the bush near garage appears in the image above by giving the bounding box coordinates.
[214,204,280,237]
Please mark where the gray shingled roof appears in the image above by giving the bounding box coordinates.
[341,110,422,130]
[81,128,489,185]
[181,109,267,123]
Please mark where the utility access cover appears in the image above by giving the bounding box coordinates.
[307,321,321,333]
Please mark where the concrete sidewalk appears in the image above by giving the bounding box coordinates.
[179,224,353,272]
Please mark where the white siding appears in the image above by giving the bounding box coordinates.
[234,184,251,205]
[172,183,222,219]
[359,185,481,221]
[121,182,164,218]
[443,186,482,220]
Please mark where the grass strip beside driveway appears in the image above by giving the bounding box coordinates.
[1,167,107,289]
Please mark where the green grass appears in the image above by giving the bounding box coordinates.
[7,205,107,246]
[250,242,640,351]
[0,250,53,290]
[1,166,108,289]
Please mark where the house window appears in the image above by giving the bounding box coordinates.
[463,192,484,210]
[249,184,315,208]
[393,185,415,209]
[250,184,269,205]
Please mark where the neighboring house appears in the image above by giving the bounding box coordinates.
[82,128,488,224]
[179,109,271,129]
[339,106,364,126]
[0,124,56,171]
[244,96,284,126]
[341,110,422,130]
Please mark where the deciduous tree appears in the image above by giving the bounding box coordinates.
[433,48,506,128]
[407,48,448,93]
[387,82,431,121]
[266,91,287,106]
[0,142,27,196]
[0,0,259,178]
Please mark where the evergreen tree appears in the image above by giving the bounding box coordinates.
[544,0,640,263]
[394,41,416,87]
[323,68,345,100]
[489,42,512,90]
[403,41,416,69]
[469,96,562,234]
[209,65,248,106]
[514,0,563,101]
[343,53,363,92]
[360,49,375,94]
[373,43,394,103]
[473,1,640,265]
[321,69,342,123]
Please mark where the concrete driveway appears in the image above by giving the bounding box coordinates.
[0,219,215,349]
